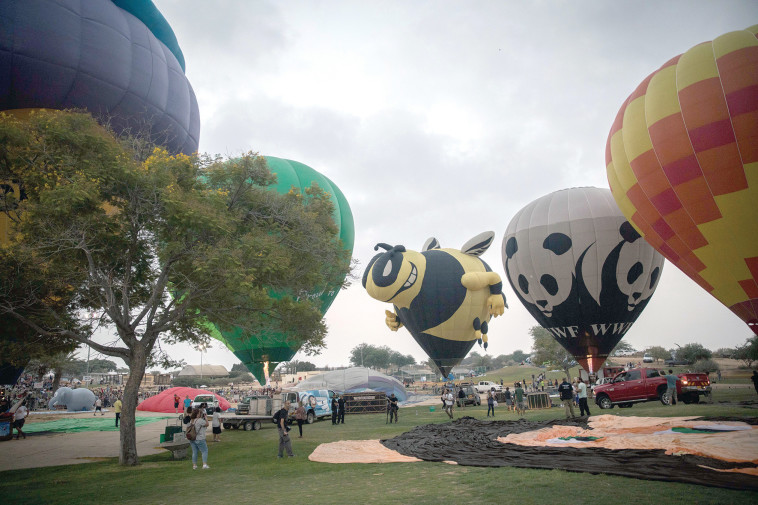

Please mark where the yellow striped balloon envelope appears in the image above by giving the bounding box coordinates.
[606,25,758,336]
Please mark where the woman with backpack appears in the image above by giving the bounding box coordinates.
[186,408,210,470]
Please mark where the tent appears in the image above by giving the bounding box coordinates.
[136,387,230,413]
[293,367,408,401]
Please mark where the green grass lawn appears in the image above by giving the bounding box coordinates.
[2,384,756,505]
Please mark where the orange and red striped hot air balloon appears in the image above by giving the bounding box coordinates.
[606,25,758,335]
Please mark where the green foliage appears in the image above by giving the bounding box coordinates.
[610,341,636,356]
[0,110,351,464]
[529,326,574,375]
[733,335,758,367]
[691,358,720,374]
[675,343,712,364]
[713,347,736,359]
[645,346,671,362]
[349,344,415,369]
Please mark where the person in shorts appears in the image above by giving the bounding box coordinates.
[504,386,513,411]
[211,406,222,442]
[13,400,28,439]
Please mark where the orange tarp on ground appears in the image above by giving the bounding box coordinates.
[499,415,758,464]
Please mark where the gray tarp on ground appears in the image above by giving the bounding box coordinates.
[381,417,758,491]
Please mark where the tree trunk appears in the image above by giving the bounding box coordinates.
[119,346,147,466]
[52,368,62,392]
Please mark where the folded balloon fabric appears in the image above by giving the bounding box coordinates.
[378,416,758,491]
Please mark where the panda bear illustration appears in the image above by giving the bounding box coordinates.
[501,187,665,372]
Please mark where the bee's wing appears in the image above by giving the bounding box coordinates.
[422,237,441,251]
[461,231,495,256]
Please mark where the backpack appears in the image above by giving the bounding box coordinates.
[186,421,197,441]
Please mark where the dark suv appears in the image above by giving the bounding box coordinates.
[456,386,481,407]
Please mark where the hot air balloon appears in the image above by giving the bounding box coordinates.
[502,187,664,374]
[207,157,354,383]
[0,0,200,155]
[362,232,507,377]
[606,25,758,335]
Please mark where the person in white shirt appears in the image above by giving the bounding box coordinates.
[13,401,29,439]
[94,397,103,416]
[443,389,454,419]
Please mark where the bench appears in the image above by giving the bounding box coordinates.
[160,432,190,460]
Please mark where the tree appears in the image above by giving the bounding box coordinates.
[691,358,720,374]
[610,341,636,356]
[348,344,391,369]
[529,326,574,377]
[645,346,671,363]
[713,347,736,359]
[86,358,119,373]
[511,349,529,363]
[733,336,758,368]
[0,111,351,465]
[388,351,415,369]
[676,343,712,364]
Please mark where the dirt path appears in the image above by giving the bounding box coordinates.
[0,411,171,472]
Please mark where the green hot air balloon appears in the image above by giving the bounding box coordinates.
[207,156,354,382]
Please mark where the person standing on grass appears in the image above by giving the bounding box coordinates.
[211,406,222,442]
[188,408,210,469]
[277,401,294,458]
[337,394,346,424]
[331,395,338,425]
[666,370,678,405]
[113,397,122,427]
[514,383,525,417]
[173,393,181,414]
[504,387,513,412]
[388,393,399,423]
[486,388,496,417]
[558,378,576,419]
[294,401,306,437]
[576,378,591,417]
[752,371,758,395]
[444,389,454,419]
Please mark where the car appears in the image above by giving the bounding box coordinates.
[475,381,503,393]
[642,353,654,363]
[591,377,611,392]
[456,386,481,407]
[192,394,219,415]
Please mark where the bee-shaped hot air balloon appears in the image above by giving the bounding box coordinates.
[362,232,507,377]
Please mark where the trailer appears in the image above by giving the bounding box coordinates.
[218,395,281,431]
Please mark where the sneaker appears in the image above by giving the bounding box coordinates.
[202,465,210,469]
[193,465,197,470]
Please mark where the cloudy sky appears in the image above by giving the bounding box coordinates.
[114,0,757,373]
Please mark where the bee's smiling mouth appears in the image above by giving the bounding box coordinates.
[403,264,417,288]
[384,262,418,302]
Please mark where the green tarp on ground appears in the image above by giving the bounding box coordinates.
[24,416,172,434]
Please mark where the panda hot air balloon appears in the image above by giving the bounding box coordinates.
[606,25,758,335]
[363,232,507,378]
[502,187,664,374]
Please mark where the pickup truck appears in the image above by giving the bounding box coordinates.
[593,368,710,409]
[475,381,503,393]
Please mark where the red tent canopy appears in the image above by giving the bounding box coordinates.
[137,386,231,413]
